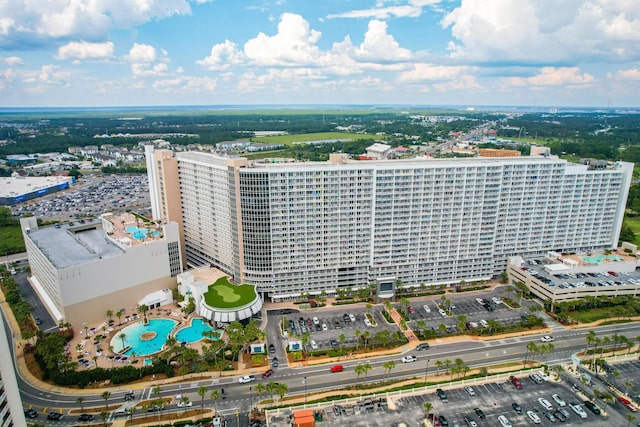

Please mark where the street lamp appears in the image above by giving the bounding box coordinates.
[304,376,307,404]
[424,359,430,385]
[249,386,253,412]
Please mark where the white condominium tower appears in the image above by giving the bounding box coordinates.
[147,148,633,301]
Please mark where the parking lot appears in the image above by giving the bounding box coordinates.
[281,307,402,352]
[309,375,611,426]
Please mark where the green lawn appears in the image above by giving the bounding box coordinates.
[625,216,640,234]
[252,132,371,145]
[203,277,257,308]
[0,225,26,255]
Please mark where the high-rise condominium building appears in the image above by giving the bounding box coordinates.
[147,148,632,301]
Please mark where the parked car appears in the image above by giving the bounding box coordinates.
[538,397,554,410]
[527,410,541,424]
[465,386,476,396]
[618,396,638,412]
[416,343,430,351]
[509,375,523,389]
[554,409,568,422]
[330,364,344,373]
[473,408,485,419]
[401,355,417,363]
[438,415,449,427]
[238,375,255,384]
[78,414,95,422]
[583,400,601,415]
[511,402,523,415]
[349,314,356,322]
[262,369,274,378]
[463,415,478,427]
[552,393,566,407]
[497,415,512,427]
[569,402,588,418]
[310,340,318,350]
[543,412,557,422]
[24,409,38,419]
[436,388,448,402]
[47,412,64,421]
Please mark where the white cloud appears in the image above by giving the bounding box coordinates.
[243,13,323,67]
[327,0,442,19]
[196,40,246,70]
[125,43,157,63]
[22,64,71,87]
[614,68,640,81]
[57,41,114,61]
[397,63,472,82]
[3,56,23,66]
[502,67,595,88]
[441,0,640,64]
[350,20,412,62]
[0,0,193,48]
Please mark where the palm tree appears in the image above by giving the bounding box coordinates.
[138,304,149,323]
[354,329,362,350]
[383,360,396,379]
[363,331,371,350]
[423,401,433,416]
[210,389,221,414]
[99,411,109,425]
[585,330,596,355]
[625,381,634,396]
[627,414,636,427]
[435,360,444,375]
[101,390,111,411]
[361,362,372,384]
[354,363,366,383]
[115,310,123,325]
[339,333,346,355]
[198,386,208,411]
[525,342,538,367]
[76,396,85,412]
[105,309,114,322]
[254,383,266,406]
[118,332,127,351]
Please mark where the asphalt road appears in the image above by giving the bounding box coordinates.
[11,316,640,425]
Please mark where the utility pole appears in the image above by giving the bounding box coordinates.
[424,359,430,384]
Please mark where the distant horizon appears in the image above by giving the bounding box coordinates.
[1,104,639,115]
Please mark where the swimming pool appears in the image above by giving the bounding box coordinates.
[582,254,623,264]
[174,318,216,343]
[124,225,161,240]
[110,318,178,356]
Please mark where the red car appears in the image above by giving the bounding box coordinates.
[330,364,344,373]
[618,396,637,412]
[262,369,274,378]
[407,306,415,314]
[509,375,523,389]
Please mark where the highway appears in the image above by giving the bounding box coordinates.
[10,314,640,424]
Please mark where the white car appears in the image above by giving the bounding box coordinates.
[475,298,484,305]
[321,323,328,331]
[310,340,318,350]
[492,297,502,304]
[312,316,319,325]
[438,309,448,317]
[401,355,417,363]
[527,410,541,424]
[363,318,372,327]
[537,370,549,381]
[497,415,512,427]
[349,314,356,322]
[540,335,554,342]
[552,394,566,407]
[177,400,192,407]
[423,305,431,313]
[238,375,255,384]
[464,386,476,396]
[569,402,588,418]
[538,397,553,410]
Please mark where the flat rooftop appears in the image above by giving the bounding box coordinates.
[101,212,167,248]
[28,218,123,269]
[0,176,73,198]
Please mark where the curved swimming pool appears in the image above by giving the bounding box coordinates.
[174,318,216,343]
[110,318,178,356]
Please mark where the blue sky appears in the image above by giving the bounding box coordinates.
[1,0,639,108]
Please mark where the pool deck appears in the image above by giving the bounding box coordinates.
[559,250,635,267]
[67,302,213,370]
[102,212,166,247]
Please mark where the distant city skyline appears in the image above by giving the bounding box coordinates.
[1,0,639,108]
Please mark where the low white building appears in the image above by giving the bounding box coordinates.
[21,214,183,327]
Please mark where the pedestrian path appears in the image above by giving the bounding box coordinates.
[386,307,418,341]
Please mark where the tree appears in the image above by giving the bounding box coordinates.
[435,360,444,375]
[361,362,372,384]
[99,410,109,425]
[115,310,123,325]
[354,329,362,350]
[210,389,221,414]
[76,396,84,412]
[339,333,346,354]
[197,386,208,411]
[423,401,433,416]
[383,360,396,379]
[586,330,597,355]
[118,332,127,350]
[627,414,636,427]
[101,390,111,411]
[354,363,366,383]
[276,382,289,401]
[105,309,114,322]
[254,382,266,406]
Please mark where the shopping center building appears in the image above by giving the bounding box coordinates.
[146,147,633,301]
